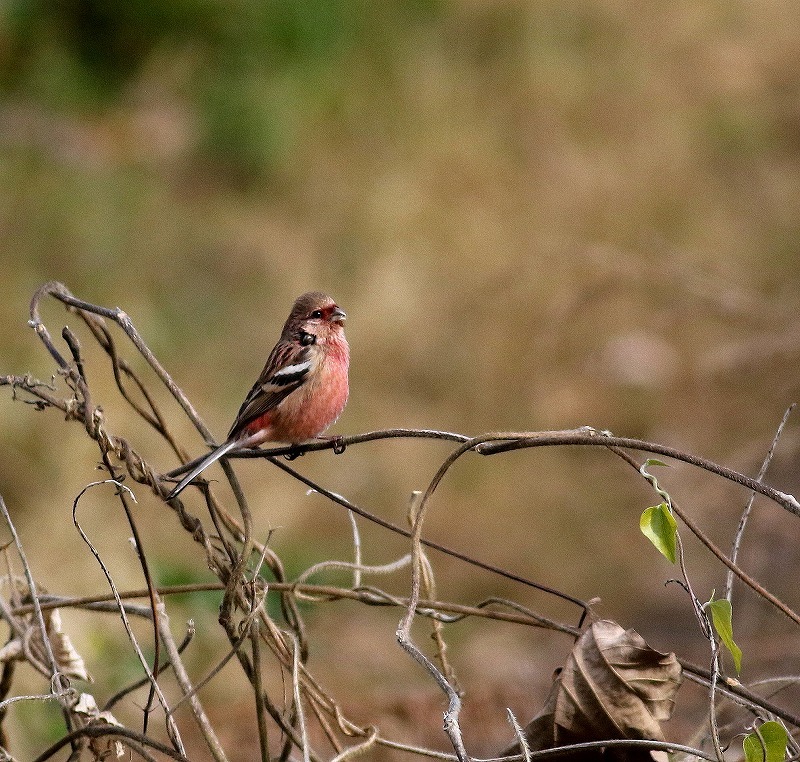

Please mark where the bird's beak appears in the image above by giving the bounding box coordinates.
[331,307,346,325]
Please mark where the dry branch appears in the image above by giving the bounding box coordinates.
[0,282,797,760]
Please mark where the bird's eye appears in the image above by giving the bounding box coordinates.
[310,309,323,319]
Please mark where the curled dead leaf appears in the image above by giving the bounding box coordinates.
[0,607,91,682]
[74,692,124,758]
[503,620,682,762]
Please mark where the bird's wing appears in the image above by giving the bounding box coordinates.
[228,341,314,439]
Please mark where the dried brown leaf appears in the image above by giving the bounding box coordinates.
[74,692,121,727]
[74,693,124,758]
[48,609,92,683]
[0,607,91,682]
[504,620,682,762]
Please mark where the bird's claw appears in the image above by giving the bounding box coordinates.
[332,436,346,455]
[284,446,304,461]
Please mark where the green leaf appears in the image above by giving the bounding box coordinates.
[706,597,742,673]
[643,458,669,468]
[743,721,788,762]
[639,503,677,563]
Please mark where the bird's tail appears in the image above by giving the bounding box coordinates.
[167,439,239,499]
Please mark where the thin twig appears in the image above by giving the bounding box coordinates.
[250,618,270,762]
[679,660,800,727]
[166,426,800,519]
[0,494,75,742]
[98,450,162,737]
[31,723,191,762]
[476,431,800,517]
[13,582,579,633]
[397,490,470,762]
[104,624,195,711]
[291,634,312,762]
[725,404,795,601]
[31,282,211,443]
[330,727,379,761]
[157,601,229,762]
[346,506,362,589]
[474,738,719,762]
[507,709,532,762]
[267,455,591,616]
[71,481,185,756]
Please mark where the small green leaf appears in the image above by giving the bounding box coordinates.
[639,503,677,563]
[743,721,788,762]
[706,597,742,673]
[644,458,669,468]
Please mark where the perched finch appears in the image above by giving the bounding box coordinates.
[167,291,349,499]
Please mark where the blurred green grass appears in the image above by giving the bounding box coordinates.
[1,1,799,758]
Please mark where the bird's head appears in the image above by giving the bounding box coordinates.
[285,291,347,347]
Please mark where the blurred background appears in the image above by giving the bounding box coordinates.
[1,0,799,758]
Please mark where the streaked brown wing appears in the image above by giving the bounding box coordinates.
[228,342,313,439]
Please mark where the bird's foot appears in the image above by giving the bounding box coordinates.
[284,445,304,461]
